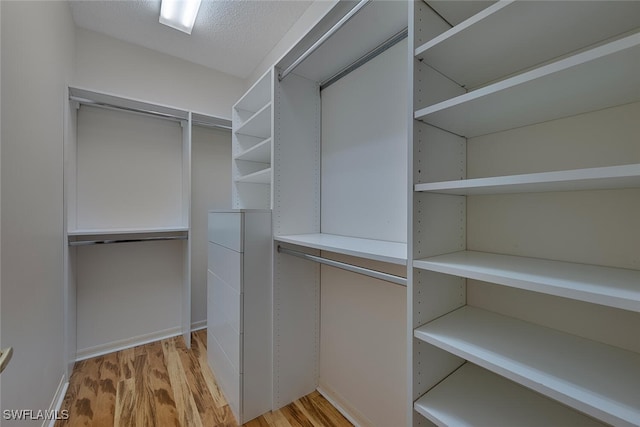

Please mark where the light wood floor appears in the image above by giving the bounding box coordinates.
[56,330,352,427]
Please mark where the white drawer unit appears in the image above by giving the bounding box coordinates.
[207,209,272,424]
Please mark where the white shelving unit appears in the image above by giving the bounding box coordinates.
[269,1,409,424]
[64,87,230,375]
[410,2,640,427]
[232,70,273,209]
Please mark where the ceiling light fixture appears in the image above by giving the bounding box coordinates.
[159,0,202,35]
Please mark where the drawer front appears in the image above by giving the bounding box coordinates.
[207,332,241,421]
[208,242,242,292]
[208,270,242,335]
[208,212,243,252]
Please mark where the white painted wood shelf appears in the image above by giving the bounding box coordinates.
[415,1,640,90]
[233,137,271,163]
[414,362,605,427]
[235,71,272,114]
[235,167,271,184]
[414,306,640,426]
[414,32,640,137]
[275,233,407,265]
[414,251,640,313]
[414,164,640,195]
[235,103,271,139]
[68,226,189,237]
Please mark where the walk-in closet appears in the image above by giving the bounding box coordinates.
[2,1,639,426]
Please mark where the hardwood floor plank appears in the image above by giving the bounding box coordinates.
[174,333,219,426]
[280,403,315,427]
[92,353,120,425]
[114,378,136,427]
[144,341,180,426]
[262,410,294,427]
[161,338,204,427]
[118,347,135,381]
[68,357,101,426]
[192,330,228,409]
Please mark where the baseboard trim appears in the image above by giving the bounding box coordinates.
[75,326,182,361]
[191,319,207,331]
[45,375,68,427]
[316,386,367,427]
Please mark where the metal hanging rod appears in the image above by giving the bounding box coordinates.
[69,235,188,247]
[71,96,186,123]
[320,27,408,90]
[278,245,407,287]
[279,0,372,81]
[71,96,232,131]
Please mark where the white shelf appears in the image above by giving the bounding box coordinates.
[414,164,640,195]
[414,32,640,137]
[235,103,271,139]
[275,233,407,265]
[233,137,271,163]
[68,226,188,237]
[234,69,272,113]
[414,251,640,313]
[414,306,640,426]
[235,168,271,184]
[414,362,605,427]
[415,1,640,89]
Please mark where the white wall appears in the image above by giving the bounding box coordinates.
[1,1,75,424]
[246,0,337,89]
[191,125,232,326]
[74,27,244,120]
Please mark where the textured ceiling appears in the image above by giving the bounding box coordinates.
[70,0,314,79]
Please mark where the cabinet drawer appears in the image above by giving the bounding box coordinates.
[208,212,243,252]
[208,270,242,335]
[208,242,242,292]
[207,331,241,421]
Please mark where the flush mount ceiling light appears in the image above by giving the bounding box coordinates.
[159,0,203,35]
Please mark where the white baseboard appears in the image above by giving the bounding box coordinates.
[75,326,182,361]
[191,319,207,331]
[316,386,367,427]
[45,375,68,427]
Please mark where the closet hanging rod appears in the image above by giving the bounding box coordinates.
[278,245,407,286]
[70,96,232,131]
[320,27,408,90]
[278,0,372,81]
[70,96,186,123]
[69,235,188,247]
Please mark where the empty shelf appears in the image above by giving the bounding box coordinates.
[235,168,271,184]
[414,164,640,195]
[415,1,640,89]
[234,71,271,113]
[275,233,407,265]
[234,103,271,139]
[414,251,640,313]
[234,137,271,163]
[68,226,188,237]
[414,32,640,137]
[415,363,604,427]
[414,306,640,426]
